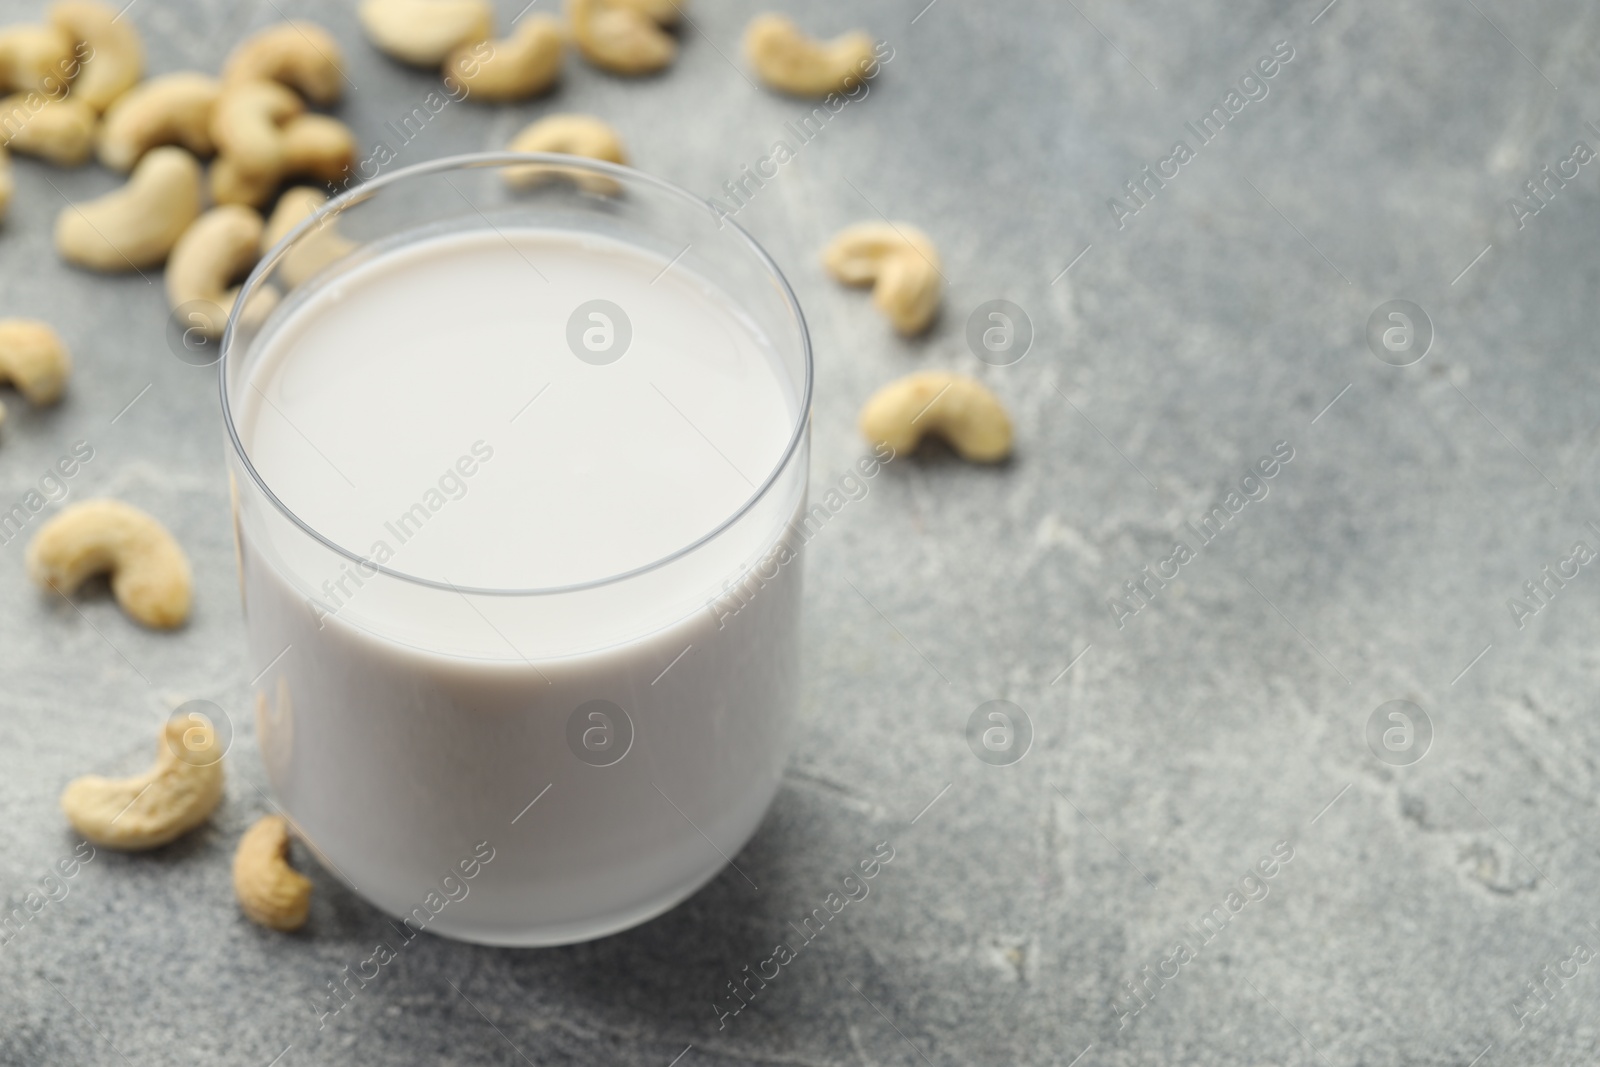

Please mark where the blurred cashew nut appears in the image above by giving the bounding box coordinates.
[60,716,223,850]
[166,204,265,341]
[49,1,143,111]
[445,15,563,102]
[0,24,74,95]
[98,72,220,171]
[0,320,72,424]
[859,372,1013,463]
[209,78,302,179]
[359,0,494,67]
[54,145,202,270]
[822,221,943,335]
[568,0,676,76]
[0,92,95,165]
[263,186,357,287]
[233,814,312,931]
[27,498,193,627]
[743,14,875,97]
[505,113,627,192]
[223,21,346,106]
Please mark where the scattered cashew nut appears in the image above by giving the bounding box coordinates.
[0,320,71,426]
[209,79,302,179]
[26,498,193,627]
[0,24,74,95]
[743,14,875,97]
[223,21,346,106]
[568,0,677,76]
[445,15,563,102]
[233,814,312,931]
[166,204,264,341]
[60,714,223,850]
[0,93,96,165]
[505,113,627,193]
[49,1,143,112]
[358,0,494,67]
[210,112,355,207]
[822,221,943,335]
[263,185,357,287]
[859,372,1013,463]
[55,145,202,270]
[98,72,220,171]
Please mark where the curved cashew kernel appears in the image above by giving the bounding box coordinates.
[210,113,355,207]
[281,113,354,181]
[210,79,302,178]
[60,716,223,850]
[822,221,942,335]
[359,0,493,67]
[55,146,202,270]
[223,22,345,106]
[445,15,563,102]
[49,1,143,111]
[26,498,193,627]
[165,205,264,341]
[568,0,676,76]
[0,319,71,405]
[743,14,874,97]
[0,93,95,165]
[264,186,356,287]
[504,113,627,192]
[0,25,73,95]
[98,72,220,172]
[233,814,312,931]
[859,372,1013,463]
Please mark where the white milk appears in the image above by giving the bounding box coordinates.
[231,228,807,945]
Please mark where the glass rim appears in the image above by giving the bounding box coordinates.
[219,151,814,598]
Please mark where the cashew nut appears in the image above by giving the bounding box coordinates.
[233,814,312,931]
[823,221,942,335]
[98,72,220,172]
[859,372,1013,463]
[263,186,357,287]
[568,0,676,76]
[743,14,874,97]
[0,93,95,165]
[165,204,264,341]
[0,24,73,95]
[26,498,193,627]
[359,0,494,67]
[210,112,355,207]
[209,79,302,179]
[504,113,627,193]
[60,715,223,850]
[223,21,346,106]
[445,15,563,102]
[0,320,71,413]
[49,1,143,112]
[55,145,202,270]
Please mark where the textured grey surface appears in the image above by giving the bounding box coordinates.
[3,0,1600,1063]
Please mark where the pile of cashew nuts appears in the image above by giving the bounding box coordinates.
[8,0,1015,936]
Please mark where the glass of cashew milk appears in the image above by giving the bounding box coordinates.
[220,154,811,945]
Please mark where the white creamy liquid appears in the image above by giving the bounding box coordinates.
[231,228,807,944]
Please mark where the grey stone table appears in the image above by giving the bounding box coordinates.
[3,0,1600,1063]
